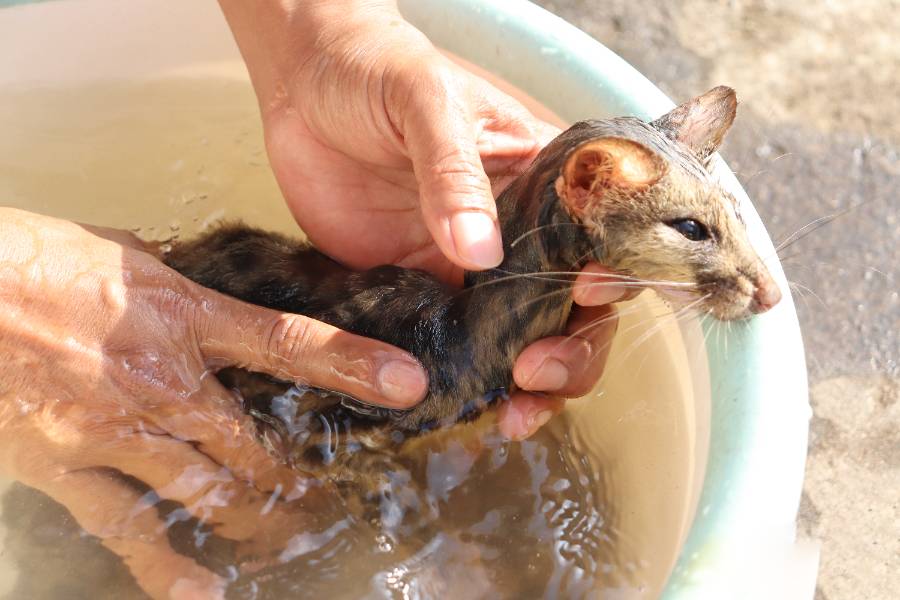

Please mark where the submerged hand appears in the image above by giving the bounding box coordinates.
[219,0,627,438]
[0,208,428,598]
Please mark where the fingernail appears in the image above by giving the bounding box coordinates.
[527,409,555,430]
[450,212,503,268]
[526,358,569,391]
[376,360,428,407]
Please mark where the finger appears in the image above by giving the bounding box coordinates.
[532,120,564,148]
[496,392,564,441]
[474,86,560,171]
[36,469,226,600]
[91,426,311,545]
[513,304,619,397]
[197,291,428,409]
[78,222,161,254]
[142,373,309,496]
[399,66,504,271]
[472,85,561,193]
[572,263,630,306]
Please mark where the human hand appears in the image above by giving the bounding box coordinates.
[0,208,428,598]
[218,0,628,438]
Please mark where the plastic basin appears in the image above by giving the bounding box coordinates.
[0,0,816,597]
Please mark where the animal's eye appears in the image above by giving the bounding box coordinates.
[668,219,711,242]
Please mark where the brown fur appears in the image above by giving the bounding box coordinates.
[164,86,781,480]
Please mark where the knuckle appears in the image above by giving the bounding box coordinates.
[147,279,200,327]
[264,314,319,366]
[421,149,492,203]
[386,58,456,118]
[394,61,495,206]
[426,148,483,180]
[406,59,458,100]
[108,345,196,400]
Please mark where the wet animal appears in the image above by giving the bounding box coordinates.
[165,86,781,476]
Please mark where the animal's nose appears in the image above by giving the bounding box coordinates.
[750,273,782,314]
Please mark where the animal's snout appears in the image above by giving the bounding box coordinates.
[750,273,782,314]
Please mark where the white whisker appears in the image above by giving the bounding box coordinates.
[508,222,588,248]
[698,313,715,365]
[788,280,827,309]
[604,294,711,373]
[532,303,659,378]
[493,268,700,287]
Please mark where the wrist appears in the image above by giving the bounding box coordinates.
[217,0,402,113]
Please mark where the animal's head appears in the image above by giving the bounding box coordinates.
[551,86,781,320]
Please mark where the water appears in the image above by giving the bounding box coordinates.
[0,70,709,599]
[0,422,627,598]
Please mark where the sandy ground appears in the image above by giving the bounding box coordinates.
[534,1,899,598]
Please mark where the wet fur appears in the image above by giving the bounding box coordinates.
[165,87,778,475]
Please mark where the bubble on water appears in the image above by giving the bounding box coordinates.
[551,478,571,492]
[375,533,393,553]
[490,443,509,470]
[193,529,211,548]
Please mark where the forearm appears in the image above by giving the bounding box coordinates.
[217,0,404,111]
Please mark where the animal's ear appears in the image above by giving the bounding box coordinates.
[651,86,737,161]
[555,137,667,217]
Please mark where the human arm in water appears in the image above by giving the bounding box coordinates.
[0,208,427,598]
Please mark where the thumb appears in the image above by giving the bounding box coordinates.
[400,70,504,271]
[196,291,428,409]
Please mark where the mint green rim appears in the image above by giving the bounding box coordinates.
[399,0,813,596]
